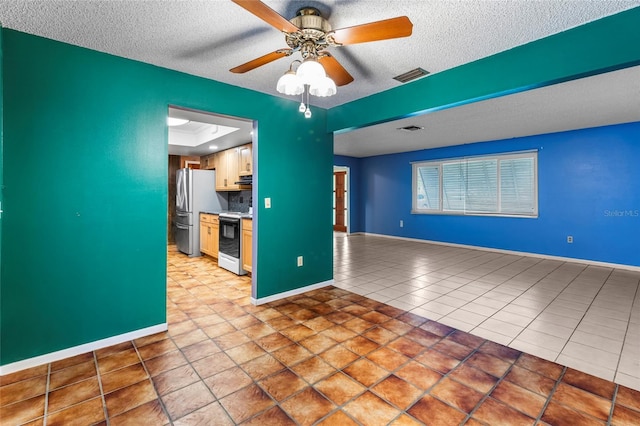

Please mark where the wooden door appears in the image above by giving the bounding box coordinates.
[333,171,347,232]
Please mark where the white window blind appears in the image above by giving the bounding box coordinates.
[415,165,439,210]
[412,151,537,217]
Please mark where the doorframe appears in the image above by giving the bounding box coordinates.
[333,165,350,234]
[166,104,258,301]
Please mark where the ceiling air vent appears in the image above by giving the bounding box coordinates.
[398,125,424,132]
[393,68,430,83]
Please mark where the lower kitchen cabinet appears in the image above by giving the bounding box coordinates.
[200,213,219,258]
[242,218,252,273]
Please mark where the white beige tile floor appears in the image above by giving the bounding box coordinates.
[333,233,640,391]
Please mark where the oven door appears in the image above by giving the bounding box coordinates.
[219,217,240,259]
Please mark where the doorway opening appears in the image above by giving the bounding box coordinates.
[166,105,256,298]
[333,166,349,233]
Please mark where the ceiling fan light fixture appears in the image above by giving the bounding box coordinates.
[276,69,304,95]
[309,76,337,97]
[296,57,326,85]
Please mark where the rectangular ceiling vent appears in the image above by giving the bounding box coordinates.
[393,67,430,83]
[398,125,424,132]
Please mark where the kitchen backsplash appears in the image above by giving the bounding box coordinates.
[228,190,252,213]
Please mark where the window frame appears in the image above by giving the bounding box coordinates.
[411,151,538,218]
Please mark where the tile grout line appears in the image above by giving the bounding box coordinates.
[308,311,433,425]
[42,363,51,426]
[396,254,569,346]
[311,306,443,424]
[495,266,608,366]
[534,365,567,424]
[132,340,174,426]
[488,260,583,352]
[77,245,636,424]
[163,260,226,424]
[162,269,279,424]
[93,350,110,426]
[463,347,517,423]
[607,383,619,426]
[423,259,576,366]
[612,275,640,385]
[551,268,614,371]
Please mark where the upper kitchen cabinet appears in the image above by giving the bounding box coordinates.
[215,146,251,191]
[201,153,217,170]
[238,144,253,177]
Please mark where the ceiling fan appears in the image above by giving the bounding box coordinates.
[229,0,413,87]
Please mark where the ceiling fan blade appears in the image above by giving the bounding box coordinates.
[230,50,289,73]
[318,54,354,87]
[231,0,300,33]
[330,16,413,45]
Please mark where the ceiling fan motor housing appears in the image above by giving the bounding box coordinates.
[286,7,332,52]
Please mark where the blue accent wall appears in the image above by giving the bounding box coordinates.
[334,155,362,233]
[356,122,640,267]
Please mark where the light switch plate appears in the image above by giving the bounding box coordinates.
[265,197,271,208]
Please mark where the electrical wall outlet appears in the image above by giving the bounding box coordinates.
[297,256,303,267]
[265,197,271,208]
[567,236,573,243]
[400,220,404,228]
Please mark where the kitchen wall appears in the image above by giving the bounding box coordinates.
[228,190,252,213]
[338,122,640,268]
[1,29,332,368]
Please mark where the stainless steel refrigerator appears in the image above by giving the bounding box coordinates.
[175,168,227,256]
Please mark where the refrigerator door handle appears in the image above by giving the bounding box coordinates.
[176,223,189,230]
[183,170,189,211]
[176,211,189,217]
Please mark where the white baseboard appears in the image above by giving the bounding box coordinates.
[251,279,334,305]
[360,233,640,272]
[0,323,168,376]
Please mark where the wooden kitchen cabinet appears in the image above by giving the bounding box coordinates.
[200,153,217,170]
[215,146,251,191]
[200,213,219,258]
[238,144,252,176]
[242,218,252,273]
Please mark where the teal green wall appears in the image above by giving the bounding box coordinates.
[328,7,640,132]
[0,26,3,343]
[0,29,332,365]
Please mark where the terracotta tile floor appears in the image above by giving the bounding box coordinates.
[1,245,639,425]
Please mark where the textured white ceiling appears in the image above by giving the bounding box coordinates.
[334,65,640,157]
[1,1,638,157]
[1,0,638,109]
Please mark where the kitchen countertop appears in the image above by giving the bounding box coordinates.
[200,211,252,219]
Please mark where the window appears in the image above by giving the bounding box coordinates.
[412,151,537,217]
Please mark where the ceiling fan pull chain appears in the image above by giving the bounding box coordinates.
[299,91,306,113]
[305,89,312,118]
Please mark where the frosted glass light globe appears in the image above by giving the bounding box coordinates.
[309,76,337,97]
[276,70,304,95]
[296,58,326,85]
